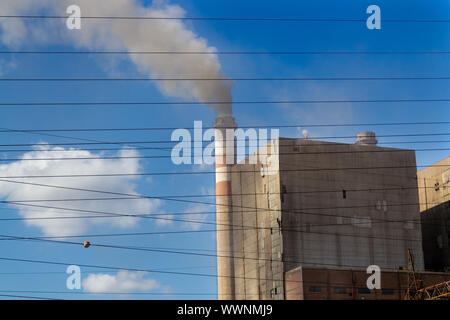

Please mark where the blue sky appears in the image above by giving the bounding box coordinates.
[0,0,448,299]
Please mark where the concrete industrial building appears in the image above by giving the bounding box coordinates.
[284,265,450,300]
[215,129,425,300]
[417,156,450,212]
[421,201,450,272]
[417,156,450,272]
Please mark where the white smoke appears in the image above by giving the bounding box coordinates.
[0,0,232,115]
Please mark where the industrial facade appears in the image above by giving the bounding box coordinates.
[417,157,450,273]
[421,201,450,272]
[215,130,425,300]
[417,156,450,212]
[284,266,450,300]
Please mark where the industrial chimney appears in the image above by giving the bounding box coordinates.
[214,115,237,300]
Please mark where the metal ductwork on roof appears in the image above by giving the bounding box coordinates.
[355,131,378,145]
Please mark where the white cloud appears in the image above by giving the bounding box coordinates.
[82,270,167,293]
[0,58,16,76]
[181,186,214,230]
[0,145,160,236]
[181,204,210,231]
[154,212,174,227]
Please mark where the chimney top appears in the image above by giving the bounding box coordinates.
[214,116,237,129]
[355,131,377,145]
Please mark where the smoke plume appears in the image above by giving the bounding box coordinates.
[0,0,232,115]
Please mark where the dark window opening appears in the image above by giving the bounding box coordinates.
[343,190,347,199]
[333,287,347,294]
[309,286,322,293]
[358,288,371,294]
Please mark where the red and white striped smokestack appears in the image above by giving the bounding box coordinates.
[214,115,236,300]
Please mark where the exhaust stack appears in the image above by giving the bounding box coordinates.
[214,115,237,300]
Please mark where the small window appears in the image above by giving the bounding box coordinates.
[343,190,347,199]
[270,287,278,297]
[309,286,322,293]
[333,287,347,294]
[382,289,395,295]
[358,288,371,294]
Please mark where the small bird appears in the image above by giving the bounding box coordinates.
[83,241,91,248]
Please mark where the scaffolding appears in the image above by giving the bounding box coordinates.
[416,280,450,300]
[405,249,450,300]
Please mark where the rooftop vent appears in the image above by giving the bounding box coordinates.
[355,131,377,145]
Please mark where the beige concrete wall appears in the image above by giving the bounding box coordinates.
[278,138,424,271]
[417,156,450,212]
[230,140,284,300]
[226,136,425,300]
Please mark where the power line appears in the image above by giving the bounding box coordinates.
[0,98,449,107]
[0,293,60,300]
[0,192,433,241]
[0,232,422,274]
[0,152,442,236]
[2,50,450,55]
[0,177,438,205]
[1,132,448,147]
[0,148,446,162]
[0,193,435,241]
[0,180,434,201]
[0,199,441,229]
[0,266,214,275]
[3,197,441,233]
[2,198,427,229]
[0,290,219,296]
[0,211,424,243]
[0,164,446,179]
[0,175,432,255]
[1,15,449,22]
[0,263,215,273]
[2,76,450,82]
[0,282,412,296]
[0,175,432,204]
[0,121,448,133]
[2,198,444,231]
[0,176,442,230]
[0,142,448,154]
[0,250,420,285]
